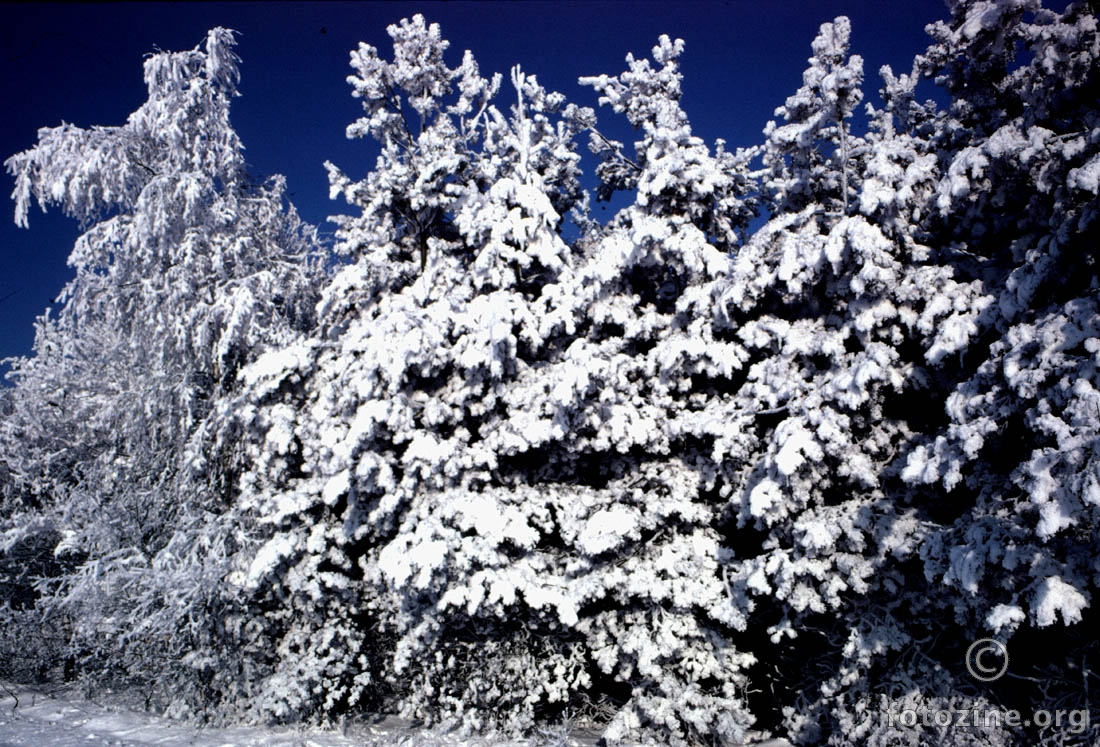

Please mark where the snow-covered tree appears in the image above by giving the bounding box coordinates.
[1,28,321,718]
[232,14,592,726]
[234,18,764,743]
[896,7,1100,740]
[485,34,765,743]
[762,16,864,217]
[700,14,1005,743]
[714,4,1100,743]
[580,34,756,252]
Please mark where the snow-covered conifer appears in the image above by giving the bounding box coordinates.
[762,17,864,217]
[899,1,1100,708]
[720,3,1100,741]
[711,15,1002,741]
[233,14,592,727]
[580,34,755,252]
[476,34,761,744]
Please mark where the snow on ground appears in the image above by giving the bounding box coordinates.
[0,682,792,746]
[0,682,590,747]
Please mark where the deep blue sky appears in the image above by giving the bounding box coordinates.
[1,1,947,368]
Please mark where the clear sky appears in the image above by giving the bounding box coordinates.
[0,1,947,369]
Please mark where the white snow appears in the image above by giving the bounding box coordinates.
[986,603,1026,633]
[1033,575,1089,627]
[243,532,297,590]
[0,684,366,747]
[0,684,794,746]
[577,505,640,555]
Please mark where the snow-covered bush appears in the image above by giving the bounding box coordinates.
[0,517,77,685]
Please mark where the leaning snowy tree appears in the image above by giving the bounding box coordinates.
[1,28,322,717]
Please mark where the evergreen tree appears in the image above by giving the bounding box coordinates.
[232,14,589,726]
[720,4,1100,743]
[896,5,1100,743]
[762,16,864,217]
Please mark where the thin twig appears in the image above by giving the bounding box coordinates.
[587,128,641,172]
[1,680,19,714]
